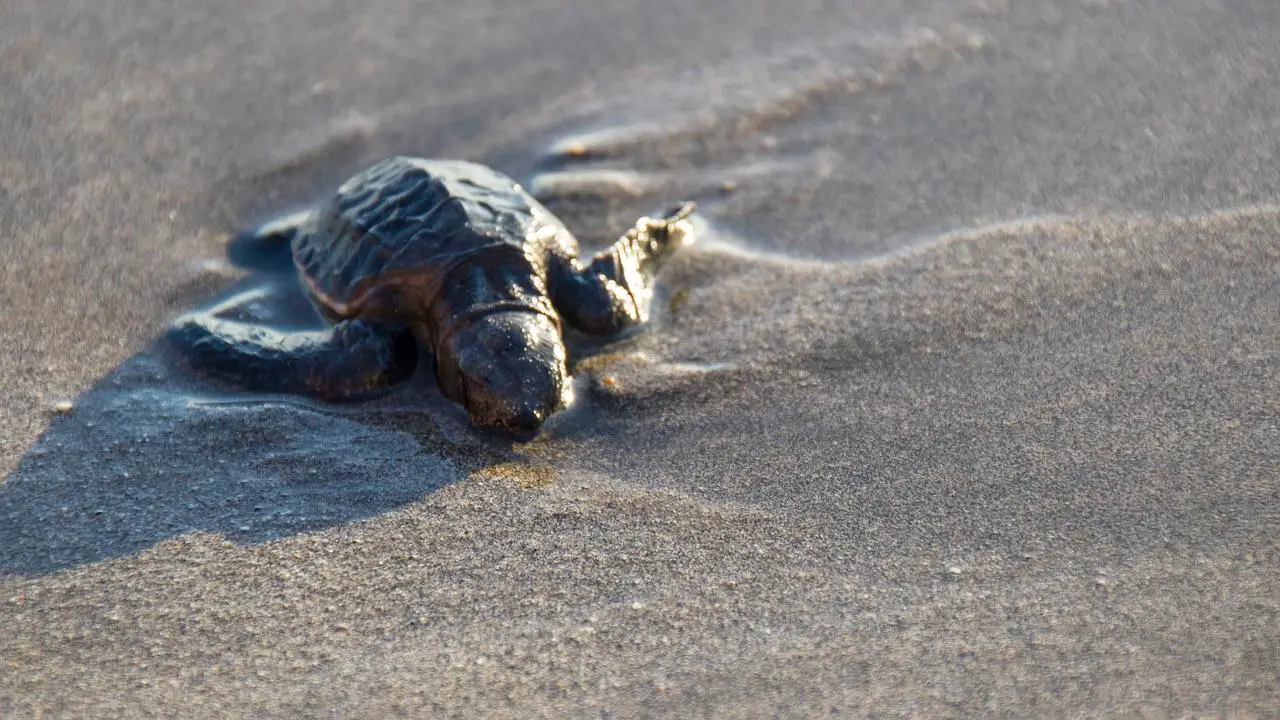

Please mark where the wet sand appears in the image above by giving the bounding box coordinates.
[2,0,1278,716]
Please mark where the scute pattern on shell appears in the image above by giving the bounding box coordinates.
[293,157,545,316]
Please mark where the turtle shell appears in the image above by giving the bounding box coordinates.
[293,156,563,321]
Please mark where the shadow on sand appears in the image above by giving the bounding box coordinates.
[0,269,574,578]
[0,142,681,579]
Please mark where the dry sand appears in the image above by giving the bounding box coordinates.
[2,0,1278,717]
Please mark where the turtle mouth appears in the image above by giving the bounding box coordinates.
[460,380,550,438]
[497,405,547,436]
[497,424,542,442]
[464,405,544,441]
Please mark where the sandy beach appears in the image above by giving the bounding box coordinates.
[2,0,1277,716]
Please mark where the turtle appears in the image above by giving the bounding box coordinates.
[167,155,696,436]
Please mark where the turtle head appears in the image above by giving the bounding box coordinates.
[438,311,570,437]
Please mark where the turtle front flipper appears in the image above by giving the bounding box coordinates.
[547,203,696,336]
[166,315,418,401]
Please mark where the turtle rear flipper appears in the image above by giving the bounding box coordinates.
[226,210,311,273]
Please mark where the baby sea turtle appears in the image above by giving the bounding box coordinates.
[167,156,695,435]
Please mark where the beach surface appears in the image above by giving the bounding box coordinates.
[2,0,1278,716]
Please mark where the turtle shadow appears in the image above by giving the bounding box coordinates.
[0,271,558,578]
